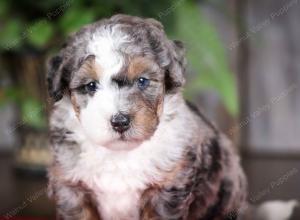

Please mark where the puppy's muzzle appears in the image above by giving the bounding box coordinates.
[111,113,131,133]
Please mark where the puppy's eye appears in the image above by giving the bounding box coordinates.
[85,81,98,92]
[137,77,150,90]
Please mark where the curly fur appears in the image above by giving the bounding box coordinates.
[47,14,248,220]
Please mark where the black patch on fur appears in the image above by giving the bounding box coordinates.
[160,187,191,217]
[208,138,222,179]
[199,179,234,220]
[60,65,72,92]
[47,55,63,101]
[150,186,194,220]
[51,56,63,71]
[47,56,74,102]
[164,69,181,92]
[112,75,132,88]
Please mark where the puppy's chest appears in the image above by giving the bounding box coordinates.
[68,150,158,220]
[94,185,141,220]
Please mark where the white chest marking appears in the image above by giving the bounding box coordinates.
[73,148,151,220]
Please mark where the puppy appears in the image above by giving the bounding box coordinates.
[47,14,248,220]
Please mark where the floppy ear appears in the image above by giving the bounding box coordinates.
[144,18,186,93]
[46,54,71,102]
[166,39,186,92]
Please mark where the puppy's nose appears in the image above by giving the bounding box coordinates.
[111,113,131,133]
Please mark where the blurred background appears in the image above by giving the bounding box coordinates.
[0,0,299,219]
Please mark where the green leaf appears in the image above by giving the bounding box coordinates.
[27,19,54,49]
[59,7,96,36]
[172,2,238,115]
[21,98,46,129]
[0,19,23,51]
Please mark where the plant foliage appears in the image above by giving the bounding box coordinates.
[0,0,238,129]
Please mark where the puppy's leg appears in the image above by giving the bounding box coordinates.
[50,183,100,220]
[140,187,194,220]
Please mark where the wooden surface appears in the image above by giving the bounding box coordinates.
[243,0,300,153]
[0,154,299,219]
[0,155,55,218]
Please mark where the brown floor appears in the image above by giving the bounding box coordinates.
[242,156,300,220]
[0,154,299,219]
[0,154,55,218]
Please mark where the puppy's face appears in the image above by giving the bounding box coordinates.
[69,55,164,146]
[47,15,186,149]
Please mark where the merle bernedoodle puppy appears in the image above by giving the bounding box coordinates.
[47,14,249,220]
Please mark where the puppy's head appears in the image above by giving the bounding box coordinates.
[47,15,186,148]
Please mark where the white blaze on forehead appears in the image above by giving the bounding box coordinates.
[87,26,130,78]
[80,26,133,145]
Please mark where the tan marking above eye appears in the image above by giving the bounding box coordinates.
[78,55,102,81]
[127,57,157,80]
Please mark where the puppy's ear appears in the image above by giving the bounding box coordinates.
[166,40,186,92]
[46,54,70,102]
[145,18,164,30]
[144,18,186,93]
